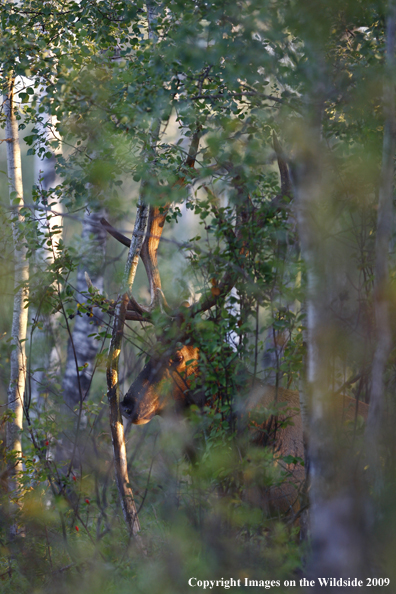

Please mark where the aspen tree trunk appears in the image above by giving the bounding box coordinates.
[365,1,396,490]
[4,79,29,508]
[293,110,368,586]
[30,102,63,416]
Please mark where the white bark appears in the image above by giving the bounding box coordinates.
[293,121,368,582]
[30,99,63,416]
[4,79,29,499]
[124,195,150,294]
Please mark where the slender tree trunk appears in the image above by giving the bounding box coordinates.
[106,196,149,542]
[365,1,396,489]
[105,2,159,543]
[107,294,143,538]
[29,100,63,417]
[297,297,310,539]
[293,112,368,585]
[4,78,29,512]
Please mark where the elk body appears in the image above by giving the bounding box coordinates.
[120,344,369,514]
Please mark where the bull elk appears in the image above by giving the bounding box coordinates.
[118,342,368,514]
[102,131,369,516]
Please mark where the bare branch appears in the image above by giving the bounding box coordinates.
[100,217,131,248]
[107,293,144,543]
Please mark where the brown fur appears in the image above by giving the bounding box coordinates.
[242,385,368,514]
[121,347,369,516]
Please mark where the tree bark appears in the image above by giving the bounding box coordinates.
[4,78,29,515]
[105,2,160,543]
[293,112,368,586]
[365,0,396,489]
[29,98,63,417]
[106,194,149,545]
[107,294,142,538]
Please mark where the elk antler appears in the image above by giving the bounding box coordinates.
[103,129,291,323]
[101,205,171,316]
[102,126,202,322]
[139,205,168,311]
[100,217,131,248]
[129,127,202,319]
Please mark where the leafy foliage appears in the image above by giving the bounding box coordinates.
[0,0,396,591]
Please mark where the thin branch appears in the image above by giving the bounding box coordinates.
[106,293,144,542]
[100,217,131,248]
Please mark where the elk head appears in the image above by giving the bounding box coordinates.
[120,343,200,424]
